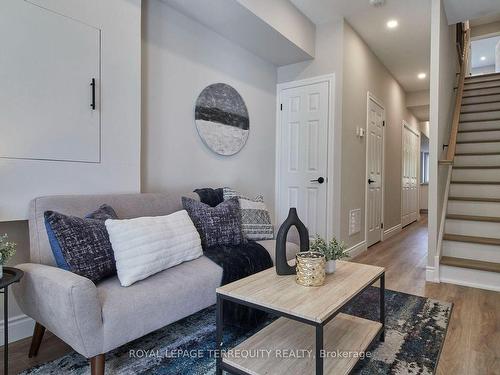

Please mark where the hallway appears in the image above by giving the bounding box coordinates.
[353,217,500,375]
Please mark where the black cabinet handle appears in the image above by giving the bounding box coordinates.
[310,177,325,184]
[368,178,375,184]
[90,78,96,110]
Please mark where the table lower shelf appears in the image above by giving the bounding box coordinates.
[222,313,382,375]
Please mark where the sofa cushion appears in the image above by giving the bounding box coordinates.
[105,210,203,287]
[257,240,300,264]
[182,197,245,248]
[97,255,223,352]
[44,205,118,283]
[223,187,274,241]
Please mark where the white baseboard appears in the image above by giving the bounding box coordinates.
[0,314,34,346]
[382,224,402,241]
[347,241,367,258]
[426,266,439,283]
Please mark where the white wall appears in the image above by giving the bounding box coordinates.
[341,22,419,249]
[142,0,277,213]
[277,19,344,239]
[0,0,142,343]
[471,64,495,75]
[429,0,457,274]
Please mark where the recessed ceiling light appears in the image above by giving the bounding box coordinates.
[418,73,426,79]
[480,56,486,61]
[387,20,398,29]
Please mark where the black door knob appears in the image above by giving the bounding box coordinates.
[368,178,375,184]
[310,177,325,184]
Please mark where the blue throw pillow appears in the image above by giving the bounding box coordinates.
[44,204,118,283]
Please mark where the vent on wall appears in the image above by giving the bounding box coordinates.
[349,209,362,236]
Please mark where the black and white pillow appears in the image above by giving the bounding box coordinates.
[44,205,118,283]
[223,187,274,241]
[182,197,245,248]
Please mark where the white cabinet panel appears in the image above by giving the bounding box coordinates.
[0,0,100,162]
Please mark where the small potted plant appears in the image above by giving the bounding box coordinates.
[310,235,348,274]
[0,234,16,278]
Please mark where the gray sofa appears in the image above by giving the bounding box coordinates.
[13,193,299,375]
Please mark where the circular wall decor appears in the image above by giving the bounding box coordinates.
[195,83,249,156]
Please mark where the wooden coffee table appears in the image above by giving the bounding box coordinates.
[215,261,385,375]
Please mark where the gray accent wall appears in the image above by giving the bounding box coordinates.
[141,0,277,214]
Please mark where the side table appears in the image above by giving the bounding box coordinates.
[1,267,24,375]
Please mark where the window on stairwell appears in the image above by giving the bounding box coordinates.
[421,152,429,184]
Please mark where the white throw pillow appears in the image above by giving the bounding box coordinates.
[105,210,203,287]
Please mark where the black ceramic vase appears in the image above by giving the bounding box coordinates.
[275,207,310,275]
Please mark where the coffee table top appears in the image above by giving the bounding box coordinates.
[217,261,384,323]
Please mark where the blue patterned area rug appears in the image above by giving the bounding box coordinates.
[21,288,452,375]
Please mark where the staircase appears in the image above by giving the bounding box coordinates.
[440,72,500,291]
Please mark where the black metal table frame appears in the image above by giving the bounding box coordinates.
[215,272,385,375]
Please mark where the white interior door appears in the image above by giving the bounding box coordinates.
[402,124,419,227]
[366,97,384,247]
[0,0,100,162]
[278,80,330,238]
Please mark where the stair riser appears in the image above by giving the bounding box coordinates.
[452,169,500,182]
[463,87,500,97]
[445,219,500,239]
[465,81,500,90]
[460,120,500,131]
[460,112,500,122]
[466,74,500,83]
[461,102,500,114]
[440,265,500,292]
[442,240,500,262]
[449,184,500,199]
[457,130,500,142]
[461,93,500,105]
[454,154,500,166]
[456,142,500,154]
[447,200,500,216]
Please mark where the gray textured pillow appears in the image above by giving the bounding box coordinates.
[44,205,118,283]
[182,197,245,248]
[223,187,274,240]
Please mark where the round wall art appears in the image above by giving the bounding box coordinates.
[195,83,249,156]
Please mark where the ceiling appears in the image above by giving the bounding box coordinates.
[290,0,431,92]
[443,0,500,25]
[471,35,500,69]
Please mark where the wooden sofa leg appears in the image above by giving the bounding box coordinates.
[28,322,46,358]
[90,354,105,375]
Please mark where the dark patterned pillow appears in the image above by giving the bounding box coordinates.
[182,197,245,248]
[44,205,118,283]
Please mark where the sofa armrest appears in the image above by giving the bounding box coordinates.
[12,263,103,358]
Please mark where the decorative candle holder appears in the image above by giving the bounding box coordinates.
[296,251,326,287]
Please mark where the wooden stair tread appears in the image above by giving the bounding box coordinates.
[444,233,500,245]
[459,118,500,123]
[453,165,500,169]
[458,129,500,133]
[446,214,500,223]
[456,139,500,144]
[451,181,500,185]
[461,100,500,106]
[449,196,500,203]
[463,93,500,98]
[465,78,500,85]
[440,256,500,273]
[455,152,500,156]
[461,108,500,114]
[466,72,500,80]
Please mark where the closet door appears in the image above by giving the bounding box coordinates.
[0,0,100,162]
[402,124,419,227]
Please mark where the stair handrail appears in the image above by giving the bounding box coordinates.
[439,21,470,165]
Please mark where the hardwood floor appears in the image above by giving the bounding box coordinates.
[353,216,500,375]
[3,217,499,374]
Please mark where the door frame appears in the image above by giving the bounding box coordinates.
[275,74,336,240]
[365,92,386,247]
[401,121,421,226]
